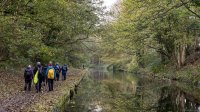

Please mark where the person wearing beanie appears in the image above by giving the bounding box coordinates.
[33,62,43,92]
[24,65,33,91]
[46,61,56,91]
[54,63,61,81]
[61,64,68,80]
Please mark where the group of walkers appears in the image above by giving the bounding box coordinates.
[24,61,68,92]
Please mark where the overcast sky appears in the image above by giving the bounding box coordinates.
[103,0,118,9]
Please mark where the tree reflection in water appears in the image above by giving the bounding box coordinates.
[134,78,200,112]
[65,68,200,112]
[158,86,199,112]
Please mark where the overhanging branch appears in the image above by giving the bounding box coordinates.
[147,45,170,58]
[180,0,200,19]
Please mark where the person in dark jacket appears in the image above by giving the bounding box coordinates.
[24,65,33,91]
[42,64,48,86]
[33,62,43,92]
[61,64,68,80]
[54,63,61,81]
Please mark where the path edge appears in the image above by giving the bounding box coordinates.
[52,69,88,112]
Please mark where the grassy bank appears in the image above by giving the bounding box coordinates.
[0,68,86,112]
[137,63,200,85]
[104,57,200,84]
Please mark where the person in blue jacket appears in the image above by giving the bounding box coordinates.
[62,64,68,80]
[46,61,56,91]
[54,63,61,81]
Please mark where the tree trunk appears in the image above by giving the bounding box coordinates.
[178,92,185,112]
[176,50,181,69]
[176,44,186,69]
[180,44,186,66]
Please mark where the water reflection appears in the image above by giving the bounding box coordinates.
[158,86,199,112]
[65,68,200,112]
[90,69,109,81]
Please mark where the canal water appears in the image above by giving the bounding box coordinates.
[65,68,200,112]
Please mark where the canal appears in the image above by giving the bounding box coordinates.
[65,68,200,112]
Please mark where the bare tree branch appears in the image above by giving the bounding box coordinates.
[147,45,170,58]
[179,0,200,19]
[80,42,97,53]
[66,35,89,44]
[150,0,190,22]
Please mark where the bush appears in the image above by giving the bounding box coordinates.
[150,63,166,74]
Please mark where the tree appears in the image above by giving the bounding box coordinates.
[100,0,200,70]
[0,0,103,66]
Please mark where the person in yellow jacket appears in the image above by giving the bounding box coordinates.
[46,62,56,91]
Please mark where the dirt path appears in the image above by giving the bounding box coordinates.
[0,92,36,112]
[0,69,84,112]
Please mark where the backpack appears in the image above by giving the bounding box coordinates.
[62,66,68,75]
[48,68,55,79]
[39,67,43,74]
[42,67,47,75]
[55,65,60,73]
[38,67,43,79]
[25,69,31,79]
[62,66,67,71]
[34,70,38,84]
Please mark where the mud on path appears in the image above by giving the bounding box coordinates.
[0,69,83,112]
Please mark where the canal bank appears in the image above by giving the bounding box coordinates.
[137,65,200,85]
[52,69,86,112]
[27,69,87,112]
[0,69,86,112]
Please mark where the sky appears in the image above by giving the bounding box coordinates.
[103,0,118,9]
